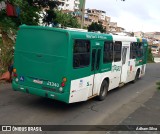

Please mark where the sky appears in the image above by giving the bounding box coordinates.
[86,0,160,32]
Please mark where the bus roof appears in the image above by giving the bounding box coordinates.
[20,25,113,41]
[19,25,147,43]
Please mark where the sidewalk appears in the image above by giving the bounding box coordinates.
[87,86,160,134]
[106,90,160,134]
[119,90,160,126]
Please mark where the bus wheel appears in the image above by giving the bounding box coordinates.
[97,80,108,101]
[132,70,140,83]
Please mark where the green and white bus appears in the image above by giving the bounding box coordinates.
[12,25,148,103]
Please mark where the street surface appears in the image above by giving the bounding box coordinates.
[0,63,160,134]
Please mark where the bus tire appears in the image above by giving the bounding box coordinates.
[132,69,140,83]
[97,80,108,101]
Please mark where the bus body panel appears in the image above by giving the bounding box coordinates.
[69,75,94,103]
[112,36,137,84]
[68,32,113,103]
[120,43,130,83]
[12,26,71,103]
[12,26,148,104]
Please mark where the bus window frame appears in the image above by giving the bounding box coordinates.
[130,42,144,59]
[103,41,114,64]
[113,41,122,62]
[73,39,91,69]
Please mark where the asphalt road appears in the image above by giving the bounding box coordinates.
[0,63,160,133]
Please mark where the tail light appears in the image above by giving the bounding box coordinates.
[59,77,67,92]
[13,68,17,78]
[61,77,67,87]
[13,68,16,73]
[62,77,67,82]
[61,82,65,87]
[13,73,18,77]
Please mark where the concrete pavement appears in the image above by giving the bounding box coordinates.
[0,63,160,134]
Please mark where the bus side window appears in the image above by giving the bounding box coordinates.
[130,42,137,59]
[137,43,144,58]
[103,41,113,63]
[114,41,122,62]
[73,40,90,68]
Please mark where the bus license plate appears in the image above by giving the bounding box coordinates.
[33,80,43,84]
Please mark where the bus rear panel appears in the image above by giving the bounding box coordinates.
[12,26,70,103]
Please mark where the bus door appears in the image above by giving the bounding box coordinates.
[120,44,130,83]
[111,41,122,88]
[88,43,102,97]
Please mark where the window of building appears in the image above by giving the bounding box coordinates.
[103,41,113,63]
[73,40,90,68]
[114,41,122,62]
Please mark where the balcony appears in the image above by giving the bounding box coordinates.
[57,0,65,3]
[74,6,79,10]
[65,0,70,4]
[87,12,99,17]
[74,0,80,4]
[74,4,79,10]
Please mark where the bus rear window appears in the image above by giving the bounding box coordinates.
[73,40,90,68]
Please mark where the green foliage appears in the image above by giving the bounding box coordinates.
[147,48,154,63]
[0,0,78,75]
[0,0,40,30]
[55,11,80,28]
[0,0,41,75]
[88,22,106,33]
[156,82,160,90]
[0,10,17,32]
[34,0,62,25]
[0,35,14,75]
[0,37,2,44]
[0,43,13,75]
[20,6,40,25]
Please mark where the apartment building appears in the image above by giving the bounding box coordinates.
[57,0,80,11]
[84,9,108,29]
[116,27,125,33]
[83,8,125,33]
[108,22,117,33]
[134,31,144,38]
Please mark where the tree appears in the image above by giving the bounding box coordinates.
[147,48,154,63]
[55,11,80,28]
[33,0,62,26]
[88,22,106,33]
[0,0,61,42]
[0,0,80,74]
[0,0,42,74]
[157,82,160,90]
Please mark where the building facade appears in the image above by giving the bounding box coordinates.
[53,1,126,33]
[134,31,144,38]
[84,9,108,29]
[83,9,125,33]
[57,0,80,11]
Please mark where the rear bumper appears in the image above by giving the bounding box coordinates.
[12,81,69,103]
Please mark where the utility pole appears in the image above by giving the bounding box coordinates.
[80,0,86,29]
